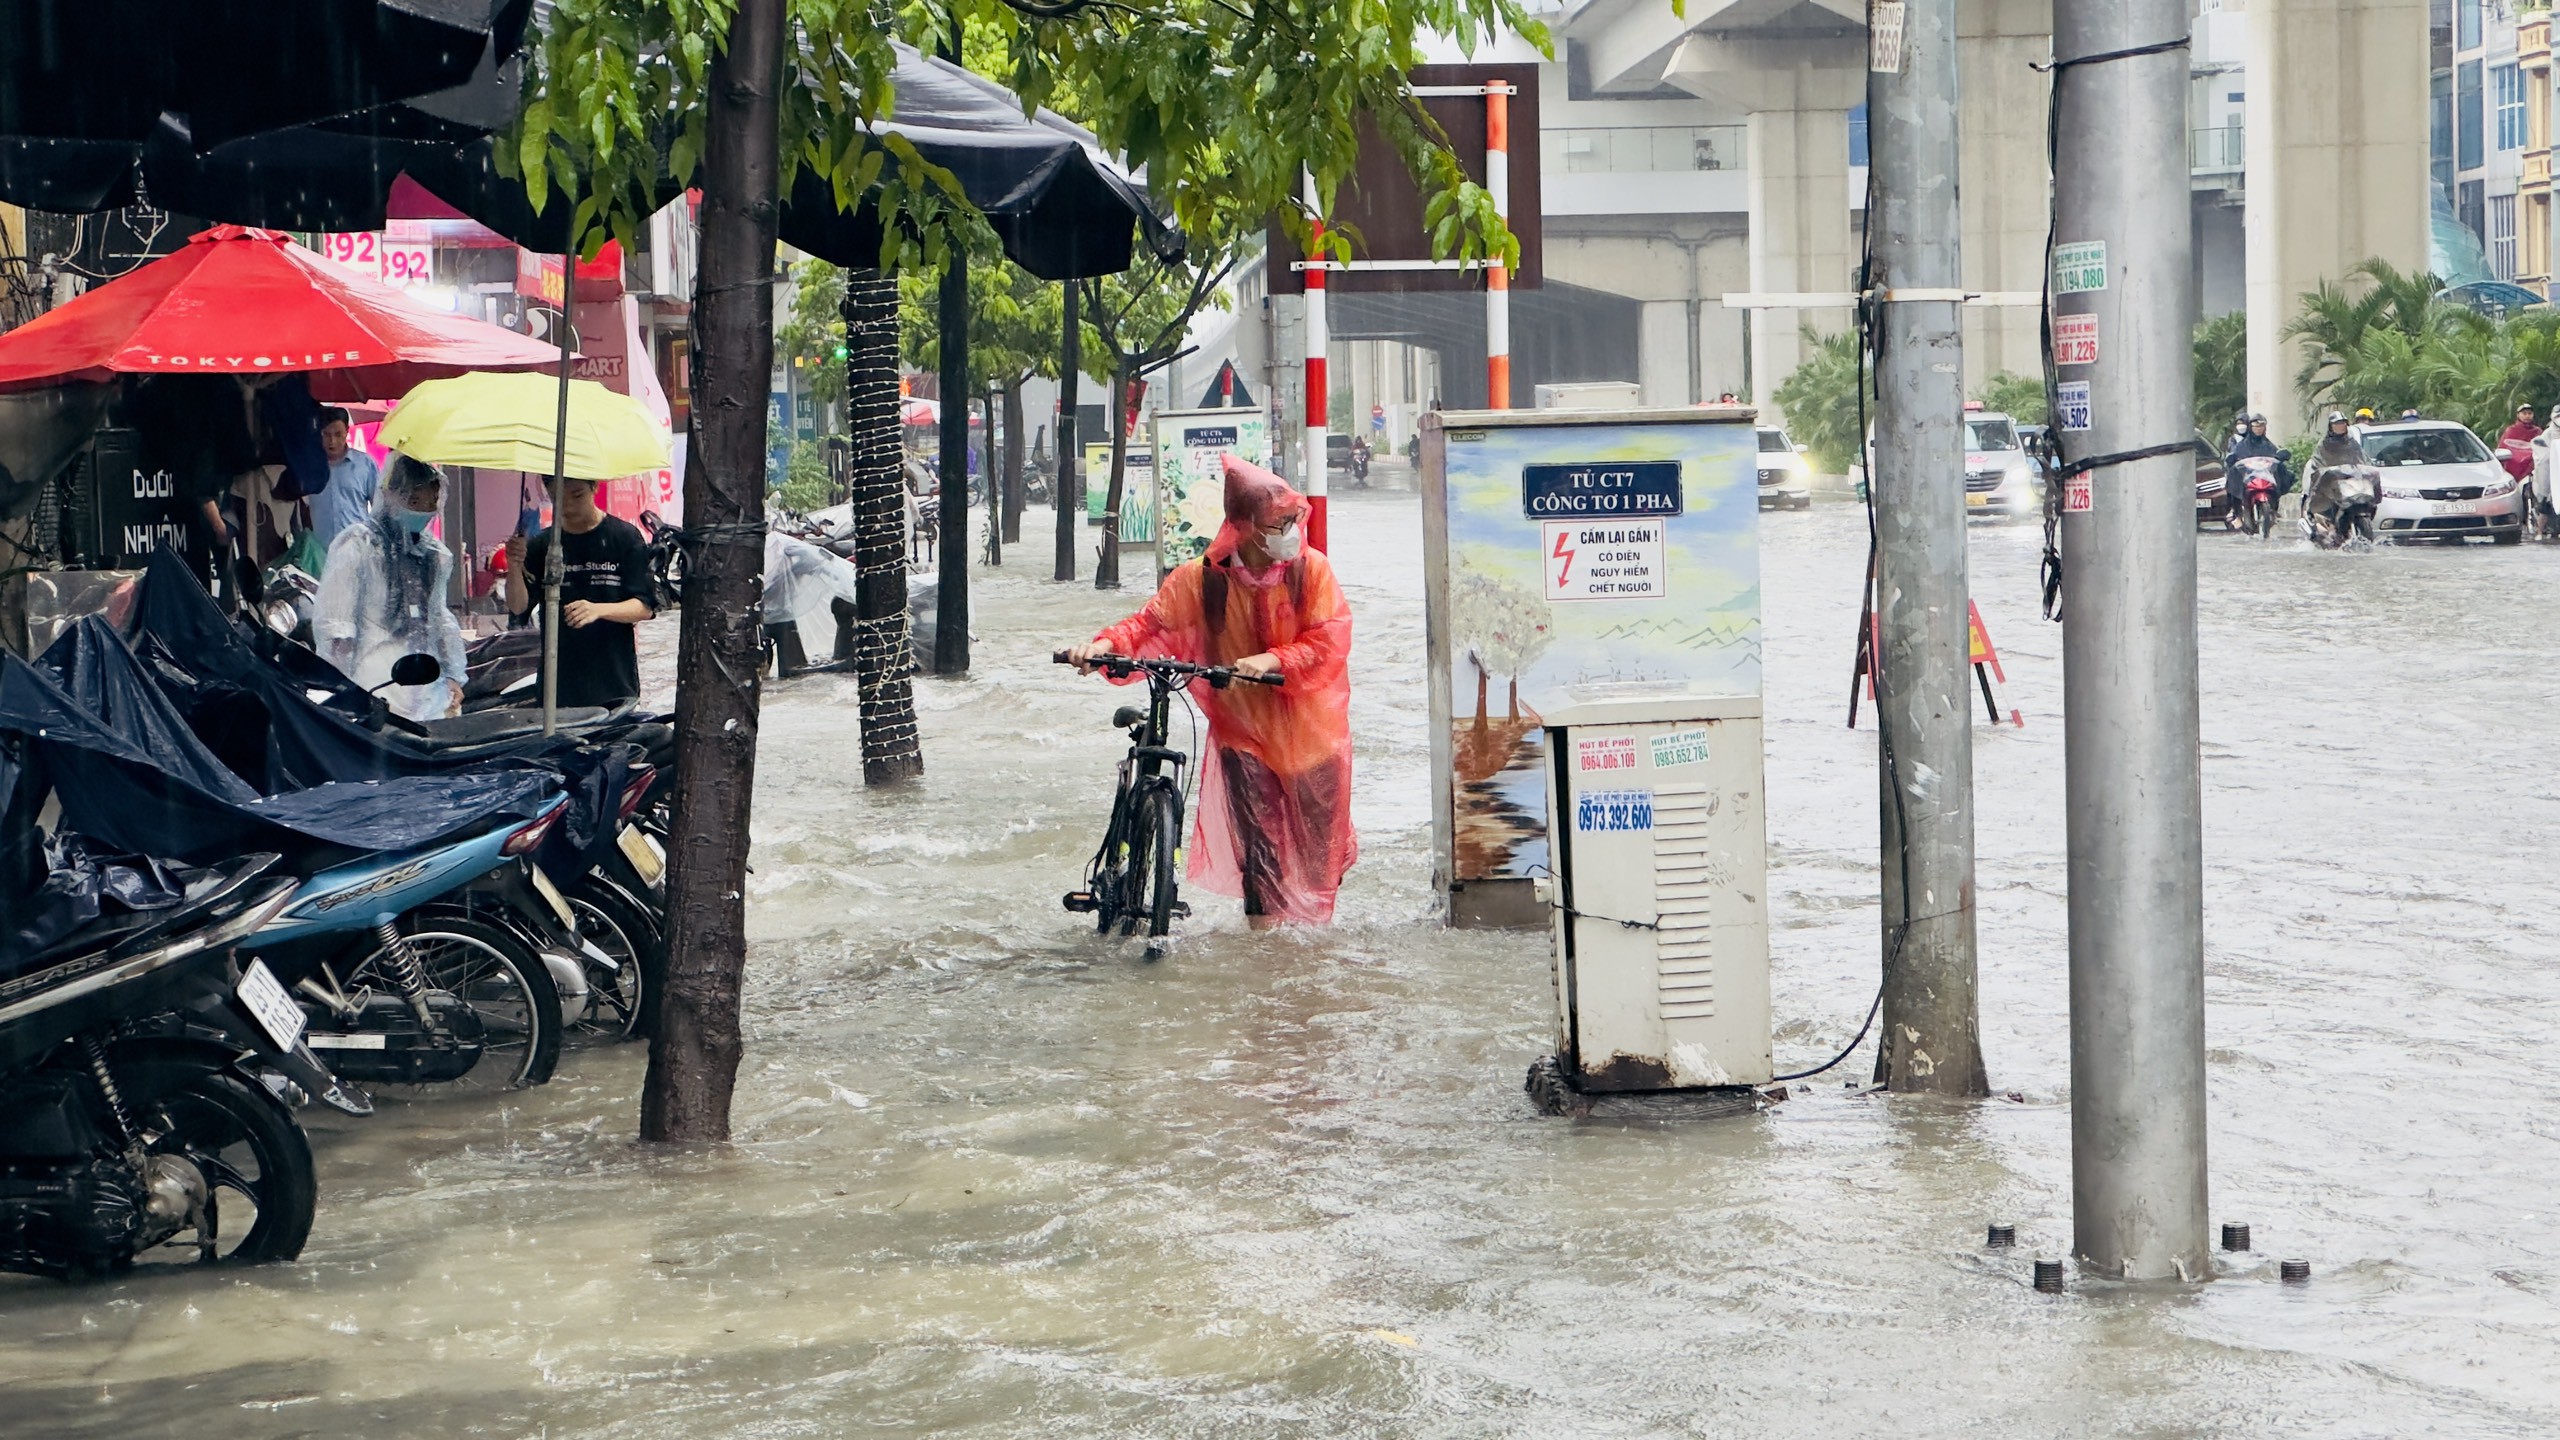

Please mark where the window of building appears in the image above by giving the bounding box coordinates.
[2434,70,2456,194]
[1849,104,1869,168]
[2493,193,2518,278]
[2461,178,2488,245]
[2497,64,2526,150]
[2460,58,2484,170]
[2461,0,2481,50]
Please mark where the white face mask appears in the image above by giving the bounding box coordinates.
[1260,525,1303,562]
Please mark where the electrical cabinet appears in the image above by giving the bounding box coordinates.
[1543,697,1770,1091]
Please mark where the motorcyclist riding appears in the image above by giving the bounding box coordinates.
[2304,410,2371,535]
[2223,412,2292,498]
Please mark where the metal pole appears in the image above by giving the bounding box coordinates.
[1302,173,1330,552]
[932,241,970,673]
[542,258,576,736]
[2054,0,2210,1281]
[1485,83,1512,411]
[1868,0,1986,1095]
[1055,281,1080,581]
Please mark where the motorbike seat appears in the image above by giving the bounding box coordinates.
[0,857,282,983]
[401,708,613,751]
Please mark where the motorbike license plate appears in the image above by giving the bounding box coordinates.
[618,825,666,887]
[306,1033,388,1050]
[2435,500,2482,515]
[236,960,306,1052]
[528,864,577,931]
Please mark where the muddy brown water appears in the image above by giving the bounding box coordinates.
[6,493,2559,1436]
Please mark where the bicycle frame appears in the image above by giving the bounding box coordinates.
[1053,651,1282,940]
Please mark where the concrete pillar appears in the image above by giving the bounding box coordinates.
[1665,34,1863,424]
[1267,293,1305,480]
[2244,0,2429,427]
[1639,301,1693,405]
[1698,233,1752,403]
[1959,0,2055,387]
[1746,105,1857,414]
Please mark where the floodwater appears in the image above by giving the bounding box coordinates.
[8,493,2560,1436]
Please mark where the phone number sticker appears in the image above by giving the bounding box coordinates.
[1575,789,1654,833]
[2056,380,2093,433]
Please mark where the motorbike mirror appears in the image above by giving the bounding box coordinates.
[383,653,442,689]
[2497,447,2514,460]
[2278,448,2293,461]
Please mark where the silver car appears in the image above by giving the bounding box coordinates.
[2358,421,2524,544]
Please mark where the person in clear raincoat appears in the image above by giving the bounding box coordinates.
[1067,455,1356,927]
[313,455,465,720]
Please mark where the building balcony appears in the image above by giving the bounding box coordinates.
[2192,126,2244,174]
[2521,17,2550,66]
[1539,124,1753,218]
[2527,149,2552,192]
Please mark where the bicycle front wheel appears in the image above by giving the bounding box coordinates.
[1118,785,1182,940]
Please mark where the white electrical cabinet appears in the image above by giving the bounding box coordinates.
[1543,697,1771,1091]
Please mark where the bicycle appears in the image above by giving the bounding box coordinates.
[1053,651,1284,947]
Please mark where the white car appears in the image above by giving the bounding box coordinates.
[1848,410,2041,518]
[2355,421,2524,543]
[1959,411,2039,518]
[1755,426,1813,509]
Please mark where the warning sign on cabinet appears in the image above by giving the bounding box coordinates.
[1541,519,1668,601]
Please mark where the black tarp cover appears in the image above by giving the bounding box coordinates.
[114,551,631,874]
[1,623,556,866]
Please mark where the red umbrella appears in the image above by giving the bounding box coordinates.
[0,225,568,401]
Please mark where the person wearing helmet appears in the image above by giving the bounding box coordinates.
[2498,403,2541,483]
[2304,410,2369,530]
[1066,456,1356,928]
[2354,407,2377,424]
[2399,408,2422,421]
[2222,411,2291,517]
[312,454,466,720]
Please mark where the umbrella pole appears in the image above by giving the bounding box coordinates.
[543,258,577,735]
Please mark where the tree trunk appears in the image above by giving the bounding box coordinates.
[842,269,923,785]
[639,0,783,1145]
[932,252,970,673]
[1507,676,1517,722]
[1053,283,1080,582]
[1001,380,1027,545]
[1472,655,1488,731]
[1096,359,1130,589]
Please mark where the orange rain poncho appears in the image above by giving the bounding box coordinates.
[1092,455,1356,923]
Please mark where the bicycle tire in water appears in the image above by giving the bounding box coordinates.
[1144,786,1180,940]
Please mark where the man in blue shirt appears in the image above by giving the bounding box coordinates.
[309,406,380,557]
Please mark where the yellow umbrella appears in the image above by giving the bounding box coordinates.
[377,370,672,479]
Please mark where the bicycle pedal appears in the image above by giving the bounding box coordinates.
[1171,901,1192,919]
[1061,891,1099,913]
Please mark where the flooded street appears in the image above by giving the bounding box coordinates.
[8,491,2560,1436]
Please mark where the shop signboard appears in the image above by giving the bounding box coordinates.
[1151,407,1270,574]
[1083,442,1156,544]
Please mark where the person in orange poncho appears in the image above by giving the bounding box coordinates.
[1066,456,1356,927]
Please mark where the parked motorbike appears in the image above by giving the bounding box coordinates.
[2232,455,2284,539]
[2306,463,2382,549]
[0,853,360,1279]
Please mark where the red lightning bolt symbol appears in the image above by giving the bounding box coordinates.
[1550,528,1576,589]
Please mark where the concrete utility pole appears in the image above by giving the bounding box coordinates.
[1868,0,1988,1095]
[2052,0,2210,1280]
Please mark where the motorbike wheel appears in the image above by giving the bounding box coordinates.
[121,1058,317,1265]
[566,879,661,1041]
[359,914,563,1094]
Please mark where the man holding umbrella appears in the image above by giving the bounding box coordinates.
[503,476,658,709]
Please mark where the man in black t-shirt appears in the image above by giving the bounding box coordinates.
[503,477,658,708]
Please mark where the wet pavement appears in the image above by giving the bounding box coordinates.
[7,493,2560,1436]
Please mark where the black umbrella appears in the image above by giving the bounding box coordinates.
[0,41,1176,282]
[0,0,529,149]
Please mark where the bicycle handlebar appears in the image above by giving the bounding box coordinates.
[1053,650,1284,687]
